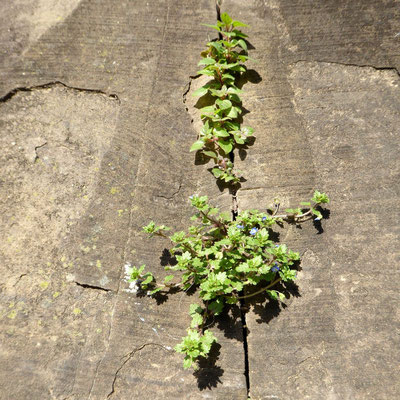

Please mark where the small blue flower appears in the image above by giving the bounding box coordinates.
[271,263,280,272]
[236,224,244,229]
[262,216,267,221]
[314,217,321,221]
[275,244,279,248]
[189,195,194,200]
[250,227,258,236]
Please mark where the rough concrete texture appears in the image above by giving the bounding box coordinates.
[0,0,399,399]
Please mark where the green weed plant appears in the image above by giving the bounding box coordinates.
[129,191,329,369]
[125,12,330,371]
[190,13,253,183]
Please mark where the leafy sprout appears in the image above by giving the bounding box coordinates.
[191,13,254,183]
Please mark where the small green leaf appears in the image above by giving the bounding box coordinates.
[212,168,224,178]
[237,39,247,51]
[213,127,230,137]
[197,68,215,76]
[203,150,217,158]
[200,105,215,115]
[141,274,153,286]
[311,208,323,220]
[227,107,238,118]
[190,313,203,328]
[183,356,193,369]
[218,139,233,154]
[192,86,209,97]
[198,58,216,66]
[216,99,232,110]
[266,289,278,300]
[202,23,221,31]
[190,140,205,152]
[220,12,233,25]
[150,287,162,295]
[232,20,249,28]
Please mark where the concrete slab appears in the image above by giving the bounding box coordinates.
[1,0,399,398]
[222,1,400,398]
[0,1,246,399]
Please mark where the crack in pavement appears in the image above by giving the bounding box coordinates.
[74,281,113,292]
[156,182,183,201]
[89,2,172,398]
[290,60,400,77]
[0,81,120,104]
[106,343,172,399]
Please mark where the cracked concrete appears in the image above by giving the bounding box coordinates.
[224,1,400,398]
[106,343,173,399]
[0,81,120,104]
[1,0,399,399]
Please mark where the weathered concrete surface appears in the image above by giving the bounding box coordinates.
[223,0,400,399]
[0,1,245,399]
[1,0,399,399]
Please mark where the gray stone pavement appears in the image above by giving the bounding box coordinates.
[0,0,399,399]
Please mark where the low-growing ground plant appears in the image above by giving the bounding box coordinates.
[190,12,253,183]
[127,191,329,369]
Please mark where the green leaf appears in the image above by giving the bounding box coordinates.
[150,287,162,295]
[209,41,223,53]
[190,313,203,328]
[209,299,224,315]
[236,263,250,273]
[213,127,230,137]
[197,68,215,76]
[233,134,245,144]
[220,12,233,25]
[311,208,323,220]
[183,356,193,369]
[266,289,278,300]
[212,168,224,178]
[190,140,205,152]
[198,58,216,66]
[189,303,203,315]
[229,93,242,103]
[232,29,248,38]
[203,150,217,158]
[241,126,254,137]
[230,65,246,73]
[218,139,233,154]
[216,99,232,110]
[237,39,247,51]
[232,20,249,28]
[227,107,238,118]
[192,86,209,97]
[202,23,221,31]
[141,274,153,286]
[222,73,235,81]
[300,202,311,206]
[200,105,215,115]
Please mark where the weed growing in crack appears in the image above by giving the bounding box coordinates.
[190,12,253,183]
[126,191,329,369]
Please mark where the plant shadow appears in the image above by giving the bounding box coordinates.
[245,277,301,325]
[194,342,224,390]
